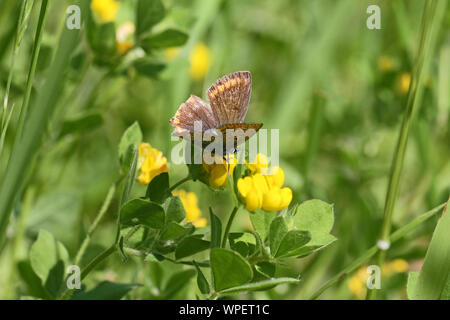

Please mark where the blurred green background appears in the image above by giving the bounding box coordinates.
[0,0,449,299]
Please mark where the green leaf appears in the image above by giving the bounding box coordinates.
[292,231,337,258]
[413,202,450,299]
[255,262,276,278]
[269,216,288,256]
[134,59,165,79]
[71,281,138,300]
[141,29,188,50]
[229,232,256,257]
[218,277,299,295]
[250,210,276,241]
[86,11,116,56]
[59,112,103,138]
[209,207,222,248]
[118,121,142,164]
[120,146,138,204]
[136,0,165,37]
[162,269,196,299]
[293,199,334,233]
[17,261,51,299]
[210,248,253,291]
[275,230,311,258]
[29,230,69,298]
[145,172,170,204]
[194,261,210,294]
[441,276,450,300]
[120,199,165,229]
[166,196,185,223]
[407,272,419,300]
[175,236,210,260]
[160,222,190,241]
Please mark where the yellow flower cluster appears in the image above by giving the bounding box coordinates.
[377,56,394,73]
[237,154,292,212]
[202,155,236,189]
[91,0,120,23]
[116,22,135,55]
[396,72,411,95]
[189,43,212,80]
[164,43,212,81]
[137,142,169,185]
[173,190,206,227]
[347,259,409,298]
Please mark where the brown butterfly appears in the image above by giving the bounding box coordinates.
[170,71,263,154]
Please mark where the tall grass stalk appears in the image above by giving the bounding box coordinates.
[0,0,34,154]
[0,0,86,249]
[310,202,447,300]
[367,0,446,300]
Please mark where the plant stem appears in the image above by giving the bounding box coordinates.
[14,0,48,141]
[61,243,117,300]
[367,0,444,300]
[73,183,116,265]
[168,175,191,192]
[310,202,446,300]
[221,206,239,248]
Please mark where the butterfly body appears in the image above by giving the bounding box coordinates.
[170,71,262,155]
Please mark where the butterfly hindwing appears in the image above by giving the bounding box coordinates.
[207,71,252,126]
[169,95,218,135]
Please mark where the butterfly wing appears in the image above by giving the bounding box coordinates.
[169,95,218,136]
[207,71,252,126]
[218,123,263,152]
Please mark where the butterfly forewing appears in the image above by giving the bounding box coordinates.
[207,71,252,126]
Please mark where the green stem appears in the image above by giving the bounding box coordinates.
[367,0,444,300]
[221,206,239,248]
[168,176,191,192]
[73,183,116,265]
[310,202,446,300]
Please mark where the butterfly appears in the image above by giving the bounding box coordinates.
[169,71,263,155]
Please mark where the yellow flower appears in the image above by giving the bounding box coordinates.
[383,258,409,276]
[202,155,236,188]
[164,47,181,61]
[347,260,409,298]
[396,72,411,95]
[246,153,269,174]
[172,190,206,227]
[116,22,135,55]
[189,43,211,80]
[91,0,120,23]
[377,56,394,73]
[237,161,292,212]
[137,142,169,185]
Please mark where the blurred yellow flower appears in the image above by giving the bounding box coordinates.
[189,43,212,80]
[347,259,409,298]
[172,190,206,227]
[377,56,394,73]
[164,47,181,61]
[237,160,292,212]
[116,22,135,55]
[91,0,120,23]
[137,142,169,185]
[396,72,411,95]
[383,258,409,276]
[202,155,236,188]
